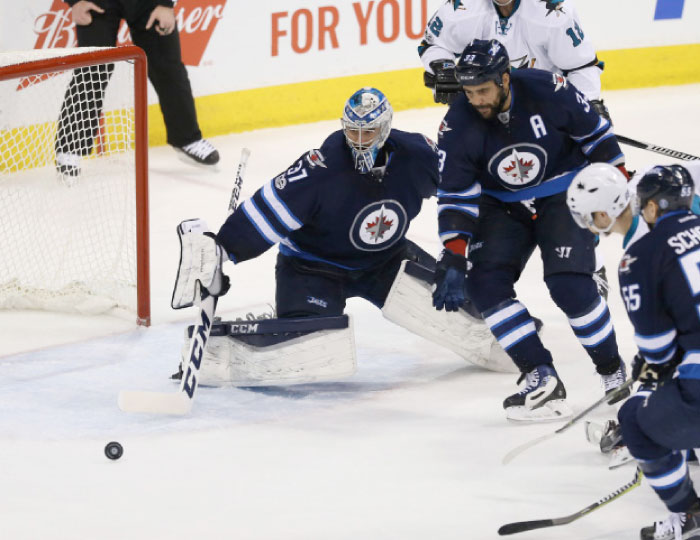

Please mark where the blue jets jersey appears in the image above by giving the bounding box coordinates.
[619,211,700,380]
[217,130,439,270]
[437,68,623,243]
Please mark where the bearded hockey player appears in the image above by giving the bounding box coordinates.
[431,39,630,422]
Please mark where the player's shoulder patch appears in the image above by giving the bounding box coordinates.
[619,253,638,275]
[304,149,327,169]
[551,72,568,92]
[449,0,468,10]
[422,135,439,153]
[438,119,452,138]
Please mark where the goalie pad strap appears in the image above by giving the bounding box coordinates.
[382,261,518,373]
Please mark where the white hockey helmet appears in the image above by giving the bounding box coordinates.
[341,87,393,174]
[567,163,631,233]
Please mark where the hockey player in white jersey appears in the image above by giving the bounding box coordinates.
[420,0,605,111]
[567,163,700,540]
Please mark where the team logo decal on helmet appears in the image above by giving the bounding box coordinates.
[349,200,407,252]
[488,144,547,191]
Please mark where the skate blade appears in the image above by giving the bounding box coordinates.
[609,446,634,469]
[506,399,573,423]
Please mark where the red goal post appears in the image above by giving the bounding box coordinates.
[0,46,150,325]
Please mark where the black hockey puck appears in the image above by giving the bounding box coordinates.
[105,441,123,460]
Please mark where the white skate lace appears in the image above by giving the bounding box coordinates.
[182,139,215,159]
[518,369,547,396]
[601,367,625,392]
[653,511,685,540]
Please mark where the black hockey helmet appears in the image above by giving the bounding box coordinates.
[455,39,510,87]
[636,165,695,216]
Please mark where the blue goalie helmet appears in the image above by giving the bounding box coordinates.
[636,164,695,216]
[455,38,510,87]
[341,87,393,174]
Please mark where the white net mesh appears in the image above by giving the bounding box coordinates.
[0,48,142,317]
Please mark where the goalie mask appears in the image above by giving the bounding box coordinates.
[567,163,631,234]
[341,87,393,174]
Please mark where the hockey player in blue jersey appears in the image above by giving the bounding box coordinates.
[169,87,517,387]
[567,163,700,540]
[432,38,629,422]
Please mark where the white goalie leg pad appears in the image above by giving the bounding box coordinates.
[181,316,357,386]
[171,218,227,309]
[381,261,518,373]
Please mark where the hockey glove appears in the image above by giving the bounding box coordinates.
[432,249,468,312]
[590,99,612,124]
[424,60,461,105]
[171,219,231,309]
[631,353,676,386]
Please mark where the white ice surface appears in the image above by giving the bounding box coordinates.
[1,85,699,540]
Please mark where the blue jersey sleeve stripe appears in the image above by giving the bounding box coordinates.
[438,203,479,218]
[241,199,286,246]
[607,153,626,166]
[438,229,473,240]
[571,117,610,142]
[582,130,615,155]
[262,181,303,231]
[635,328,677,352]
[437,184,481,198]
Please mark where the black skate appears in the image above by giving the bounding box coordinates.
[601,357,630,405]
[640,499,700,539]
[175,138,220,165]
[503,364,572,422]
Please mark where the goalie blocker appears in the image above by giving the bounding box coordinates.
[179,260,517,387]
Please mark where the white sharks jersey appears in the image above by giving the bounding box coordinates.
[419,0,601,99]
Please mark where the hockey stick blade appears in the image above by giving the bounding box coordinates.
[498,468,643,535]
[118,390,192,415]
[502,378,634,465]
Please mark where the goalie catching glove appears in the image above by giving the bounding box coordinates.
[171,218,230,309]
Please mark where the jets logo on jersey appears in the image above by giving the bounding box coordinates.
[305,149,327,169]
[423,136,439,153]
[349,200,407,252]
[488,144,547,191]
[541,0,565,16]
[438,119,452,138]
[619,253,638,274]
[552,73,568,91]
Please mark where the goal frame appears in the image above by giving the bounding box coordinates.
[0,46,151,326]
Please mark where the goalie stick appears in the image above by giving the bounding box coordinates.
[617,134,700,161]
[497,468,643,535]
[502,378,634,465]
[118,147,251,415]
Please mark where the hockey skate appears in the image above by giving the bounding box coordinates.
[640,499,700,540]
[601,358,630,405]
[503,364,572,422]
[175,138,220,166]
[584,420,634,469]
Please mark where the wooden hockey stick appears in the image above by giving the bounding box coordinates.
[118,147,251,415]
[617,134,700,161]
[502,378,635,465]
[498,468,643,535]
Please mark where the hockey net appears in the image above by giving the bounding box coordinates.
[0,47,150,325]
